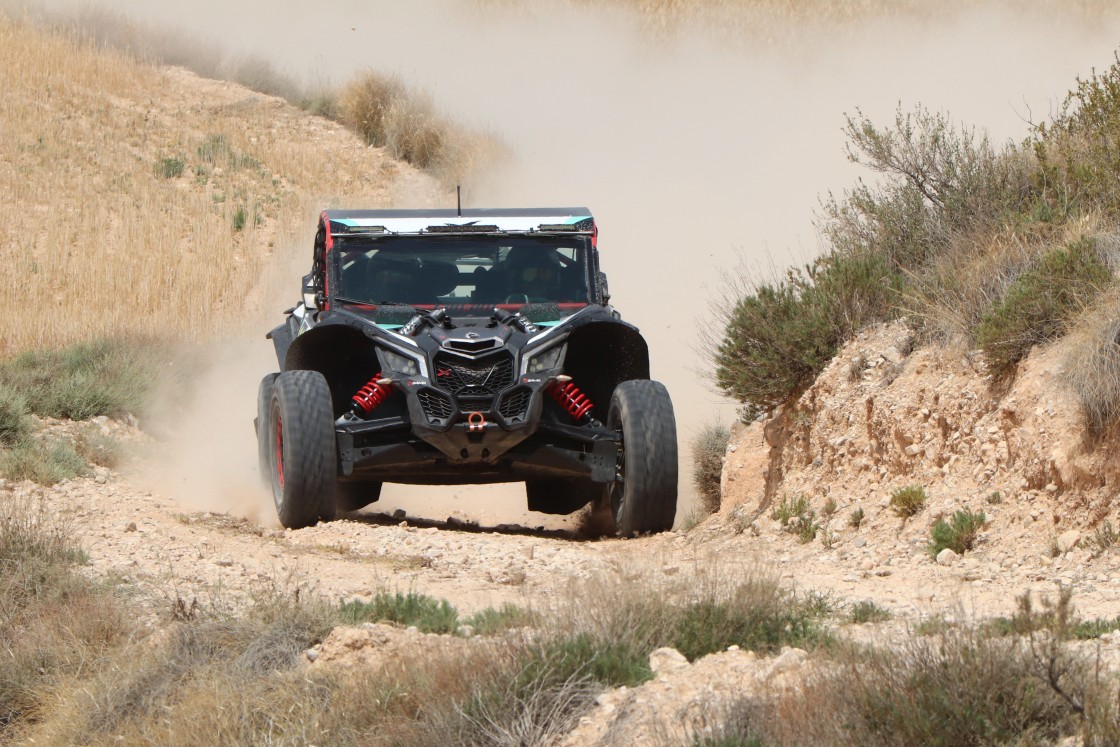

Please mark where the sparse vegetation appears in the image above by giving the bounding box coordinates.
[1090,520,1118,555]
[849,600,892,624]
[154,155,184,178]
[714,54,1120,427]
[339,591,459,634]
[975,237,1110,377]
[2,437,90,485]
[465,603,538,635]
[0,339,165,420]
[0,492,131,740]
[848,506,865,528]
[705,590,1120,745]
[691,422,731,514]
[0,384,29,446]
[889,484,927,518]
[772,494,810,526]
[928,508,986,556]
[338,70,499,184]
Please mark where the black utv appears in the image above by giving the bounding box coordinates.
[257,207,677,535]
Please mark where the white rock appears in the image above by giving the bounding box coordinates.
[936,548,960,566]
[649,647,689,675]
[1056,530,1081,554]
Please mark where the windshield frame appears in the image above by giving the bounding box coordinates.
[326,234,597,314]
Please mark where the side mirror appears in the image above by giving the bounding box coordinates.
[301,273,318,310]
[597,271,611,304]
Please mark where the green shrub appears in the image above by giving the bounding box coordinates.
[797,512,820,544]
[691,423,730,514]
[338,591,458,634]
[890,485,927,518]
[849,600,893,624]
[232,205,246,232]
[715,275,835,412]
[0,384,29,446]
[154,156,184,178]
[669,596,826,660]
[929,508,987,556]
[464,603,537,635]
[848,506,865,528]
[771,494,810,526]
[525,633,650,689]
[76,428,122,468]
[0,339,162,420]
[2,438,89,485]
[1035,51,1120,215]
[976,238,1110,376]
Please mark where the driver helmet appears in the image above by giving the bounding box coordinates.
[503,248,561,294]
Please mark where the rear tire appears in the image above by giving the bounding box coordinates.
[336,481,383,513]
[269,370,337,529]
[607,380,677,536]
[256,373,278,486]
[526,478,605,515]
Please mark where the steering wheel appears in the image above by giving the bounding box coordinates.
[504,294,549,304]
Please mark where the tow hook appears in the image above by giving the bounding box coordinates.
[467,411,486,432]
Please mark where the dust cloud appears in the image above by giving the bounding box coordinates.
[39,0,1120,523]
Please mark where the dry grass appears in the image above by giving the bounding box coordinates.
[690,422,731,514]
[0,491,133,741]
[0,12,433,355]
[1064,284,1120,433]
[339,70,503,185]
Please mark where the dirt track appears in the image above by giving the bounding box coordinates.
[27,446,1120,631]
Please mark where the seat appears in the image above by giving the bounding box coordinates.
[365,257,418,304]
[471,266,502,303]
[421,261,461,300]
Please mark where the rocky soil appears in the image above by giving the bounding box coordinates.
[12,323,1120,744]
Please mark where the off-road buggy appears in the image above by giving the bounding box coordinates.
[256,207,677,535]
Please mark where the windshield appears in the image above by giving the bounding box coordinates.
[331,235,592,312]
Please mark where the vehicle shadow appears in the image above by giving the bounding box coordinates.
[345,508,613,542]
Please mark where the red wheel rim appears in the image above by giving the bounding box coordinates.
[275,413,285,488]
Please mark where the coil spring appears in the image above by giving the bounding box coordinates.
[351,373,391,415]
[548,380,595,422]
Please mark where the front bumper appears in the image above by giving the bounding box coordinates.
[336,414,618,485]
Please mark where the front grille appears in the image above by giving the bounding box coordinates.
[417,388,453,422]
[457,395,494,413]
[433,352,515,395]
[498,387,531,422]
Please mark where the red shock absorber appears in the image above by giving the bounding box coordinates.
[548,379,595,422]
[351,372,391,416]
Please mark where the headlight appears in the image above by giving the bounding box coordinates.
[380,349,421,376]
[526,343,566,374]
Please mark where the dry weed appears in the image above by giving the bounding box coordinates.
[1063,285,1120,432]
[0,13,435,355]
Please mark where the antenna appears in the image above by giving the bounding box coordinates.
[456,185,461,217]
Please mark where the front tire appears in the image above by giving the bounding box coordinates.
[256,373,278,486]
[269,370,337,529]
[607,380,678,536]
